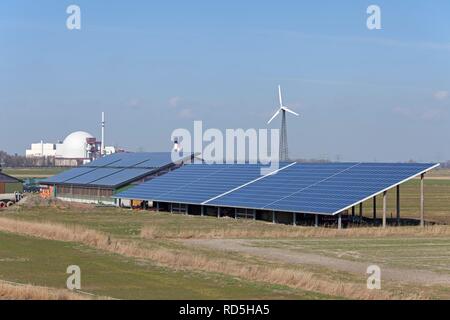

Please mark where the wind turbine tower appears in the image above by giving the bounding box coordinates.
[267,85,299,162]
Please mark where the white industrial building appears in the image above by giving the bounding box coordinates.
[26,131,93,158]
[26,113,116,166]
[26,131,116,166]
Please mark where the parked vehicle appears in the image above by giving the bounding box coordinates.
[23,178,41,193]
[0,192,23,208]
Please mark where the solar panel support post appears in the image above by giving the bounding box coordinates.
[420,173,425,227]
[170,203,173,214]
[373,196,377,220]
[396,185,400,226]
[351,206,355,217]
[359,203,363,219]
[217,207,221,218]
[314,214,318,228]
[272,211,276,224]
[253,209,256,221]
[293,213,297,226]
[382,191,387,228]
[337,213,342,230]
[234,208,237,220]
[201,205,204,217]
[156,202,159,212]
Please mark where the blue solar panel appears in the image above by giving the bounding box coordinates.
[114,162,438,215]
[114,164,265,203]
[81,153,125,167]
[89,168,152,187]
[209,163,437,214]
[133,153,177,168]
[82,152,174,168]
[64,168,122,185]
[40,167,97,184]
[42,152,179,188]
[103,154,159,168]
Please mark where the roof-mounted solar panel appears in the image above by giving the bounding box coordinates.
[89,168,152,187]
[40,167,97,184]
[42,152,178,188]
[115,162,439,216]
[64,168,121,185]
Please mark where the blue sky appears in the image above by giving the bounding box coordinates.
[1,0,449,162]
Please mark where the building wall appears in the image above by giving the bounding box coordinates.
[55,185,114,204]
[0,182,23,194]
[56,196,115,205]
[26,143,57,157]
[54,158,85,167]
[5,182,23,193]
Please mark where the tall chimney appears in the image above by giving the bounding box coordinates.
[101,112,105,156]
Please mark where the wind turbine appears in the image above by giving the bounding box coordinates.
[267,85,299,162]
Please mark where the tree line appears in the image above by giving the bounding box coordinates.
[0,151,55,167]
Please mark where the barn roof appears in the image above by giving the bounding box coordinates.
[41,152,193,189]
[0,171,22,183]
[114,162,439,215]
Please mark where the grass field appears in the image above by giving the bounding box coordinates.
[0,195,449,300]
[3,167,67,179]
[0,167,449,299]
[0,232,319,299]
[360,177,450,224]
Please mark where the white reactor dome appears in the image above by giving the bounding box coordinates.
[61,131,94,158]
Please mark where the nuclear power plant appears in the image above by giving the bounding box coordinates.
[25,112,116,166]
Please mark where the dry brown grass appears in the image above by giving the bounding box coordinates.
[0,281,88,300]
[0,217,107,246]
[0,217,424,300]
[15,194,95,212]
[141,223,450,240]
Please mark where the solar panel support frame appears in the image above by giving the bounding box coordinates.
[330,163,440,216]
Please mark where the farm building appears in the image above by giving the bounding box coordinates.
[114,162,439,228]
[41,152,196,205]
[0,171,23,194]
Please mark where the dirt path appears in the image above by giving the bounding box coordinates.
[183,239,450,286]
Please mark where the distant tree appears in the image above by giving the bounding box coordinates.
[0,150,43,167]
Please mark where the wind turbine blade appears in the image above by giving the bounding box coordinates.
[282,106,299,116]
[267,109,280,124]
[278,85,283,107]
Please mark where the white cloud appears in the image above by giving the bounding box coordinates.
[392,106,444,121]
[420,108,443,120]
[168,96,181,108]
[433,90,449,101]
[392,106,413,118]
[168,96,196,118]
[178,108,194,119]
[126,98,142,110]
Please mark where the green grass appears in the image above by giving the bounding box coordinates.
[3,167,68,179]
[2,195,450,299]
[0,231,324,300]
[5,203,304,238]
[358,178,450,224]
[427,168,450,178]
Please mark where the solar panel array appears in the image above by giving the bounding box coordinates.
[82,152,174,168]
[114,164,266,203]
[41,152,176,188]
[114,162,438,215]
